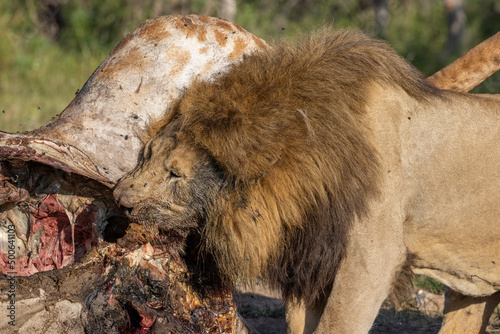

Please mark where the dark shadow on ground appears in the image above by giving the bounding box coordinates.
[234,284,444,334]
[235,283,500,334]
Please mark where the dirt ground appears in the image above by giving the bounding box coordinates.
[235,283,500,334]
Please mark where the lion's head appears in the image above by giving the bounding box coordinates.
[114,117,226,231]
[114,29,437,307]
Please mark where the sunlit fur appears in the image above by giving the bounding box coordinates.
[114,29,438,309]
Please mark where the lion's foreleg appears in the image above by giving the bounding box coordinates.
[439,288,500,334]
[313,212,407,333]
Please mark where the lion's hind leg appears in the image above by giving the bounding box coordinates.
[439,288,500,334]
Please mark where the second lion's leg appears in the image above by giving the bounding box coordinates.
[285,297,323,334]
[285,298,307,334]
[439,288,500,334]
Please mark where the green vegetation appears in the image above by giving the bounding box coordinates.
[0,2,107,131]
[413,275,446,295]
[1,0,499,132]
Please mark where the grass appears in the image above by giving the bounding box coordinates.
[0,42,106,132]
[413,275,446,295]
[0,8,111,132]
[0,48,102,132]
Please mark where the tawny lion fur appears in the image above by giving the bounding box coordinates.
[114,29,500,333]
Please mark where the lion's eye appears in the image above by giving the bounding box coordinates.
[143,142,153,160]
[169,168,182,179]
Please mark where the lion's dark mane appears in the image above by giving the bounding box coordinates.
[174,29,439,308]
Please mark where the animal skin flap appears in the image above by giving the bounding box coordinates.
[0,15,267,186]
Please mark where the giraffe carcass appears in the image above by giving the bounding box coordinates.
[0,15,267,333]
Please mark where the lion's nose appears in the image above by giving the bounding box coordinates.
[113,183,136,208]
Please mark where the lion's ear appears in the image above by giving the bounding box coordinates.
[177,82,300,181]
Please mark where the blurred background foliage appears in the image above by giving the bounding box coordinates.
[0,0,499,131]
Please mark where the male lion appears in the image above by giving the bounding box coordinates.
[114,29,500,333]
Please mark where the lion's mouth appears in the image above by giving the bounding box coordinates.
[127,201,199,231]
